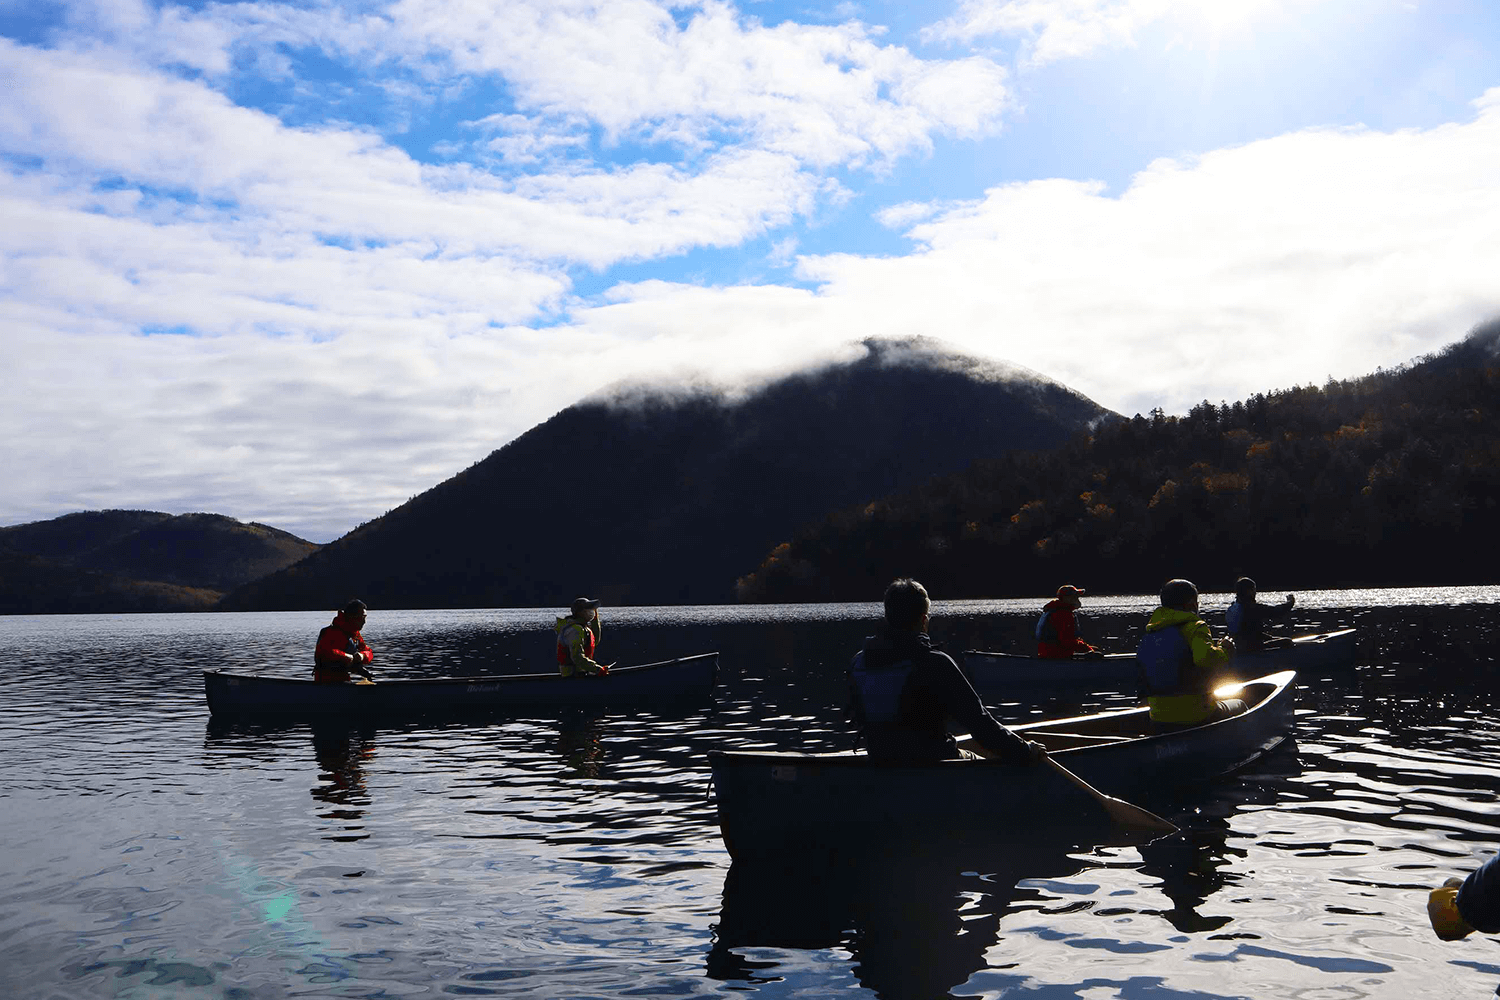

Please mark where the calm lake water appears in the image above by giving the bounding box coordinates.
[4,587,1500,999]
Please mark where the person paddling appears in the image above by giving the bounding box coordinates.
[849,578,1046,765]
[314,599,374,683]
[1137,579,1242,728]
[556,597,611,677]
[1035,584,1103,659]
[1224,577,1295,653]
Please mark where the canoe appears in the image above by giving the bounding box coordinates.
[708,669,1295,859]
[964,628,1355,696]
[203,652,718,719]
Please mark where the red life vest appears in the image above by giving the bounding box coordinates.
[557,620,596,666]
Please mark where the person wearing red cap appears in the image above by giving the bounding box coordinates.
[555,597,610,677]
[1035,585,1101,659]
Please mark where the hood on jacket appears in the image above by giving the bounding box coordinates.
[1145,607,1201,632]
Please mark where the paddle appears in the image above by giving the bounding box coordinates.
[1044,756,1177,834]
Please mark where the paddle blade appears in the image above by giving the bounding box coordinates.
[1096,793,1177,834]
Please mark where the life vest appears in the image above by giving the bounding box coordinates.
[1035,607,1060,644]
[314,619,367,683]
[849,649,916,727]
[556,619,596,671]
[1137,623,1195,696]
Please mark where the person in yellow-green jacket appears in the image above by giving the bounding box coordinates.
[1136,578,1243,727]
[555,597,611,677]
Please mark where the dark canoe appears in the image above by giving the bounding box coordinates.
[204,652,718,719]
[708,669,1296,860]
[964,628,1355,696]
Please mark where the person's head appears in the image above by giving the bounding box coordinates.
[1234,577,1257,601]
[571,596,601,619]
[884,578,930,632]
[341,599,368,626]
[1056,584,1085,608]
[1160,579,1198,612]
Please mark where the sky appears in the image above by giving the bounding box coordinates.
[4,0,1500,542]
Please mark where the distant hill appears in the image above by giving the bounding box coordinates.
[0,510,320,613]
[735,320,1500,602]
[222,337,1115,610]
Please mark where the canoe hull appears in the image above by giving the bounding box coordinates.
[709,670,1296,859]
[204,653,718,719]
[964,628,1354,695]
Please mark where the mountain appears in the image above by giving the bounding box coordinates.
[735,320,1500,602]
[0,510,320,613]
[222,337,1116,610]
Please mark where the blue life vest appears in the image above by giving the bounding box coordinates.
[1137,625,1194,696]
[849,650,915,726]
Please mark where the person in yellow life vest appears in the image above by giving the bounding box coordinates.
[556,597,610,677]
[1136,578,1243,727]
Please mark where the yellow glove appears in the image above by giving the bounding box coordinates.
[1429,877,1476,941]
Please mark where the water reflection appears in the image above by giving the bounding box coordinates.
[310,724,376,842]
[556,712,607,778]
[709,832,1093,1000]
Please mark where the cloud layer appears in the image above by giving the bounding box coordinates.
[3,1,1499,541]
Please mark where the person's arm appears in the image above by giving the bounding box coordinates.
[1265,596,1295,621]
[1185,619,1231,670]
[350,634,373,677]
[1459,855,1500,934]
[933,655,1038,764]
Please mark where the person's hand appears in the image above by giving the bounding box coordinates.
[1083,649,1105,660]
[1222,636,1236,653]
[1429,878,1476,941]
[1284,594,1296,608]
[1025,740,1049,764]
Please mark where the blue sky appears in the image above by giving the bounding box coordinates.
[4,0,1500,541]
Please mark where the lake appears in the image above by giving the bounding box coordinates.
[3,586,1500,999]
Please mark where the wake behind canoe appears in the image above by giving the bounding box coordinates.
[204,652,718,719]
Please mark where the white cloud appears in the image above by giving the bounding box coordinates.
[922,0,1318,66]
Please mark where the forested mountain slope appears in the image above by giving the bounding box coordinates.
[736,321,1500,602]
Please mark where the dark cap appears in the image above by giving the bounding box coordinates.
[571,597,602,615]
[1056,584,1085,598]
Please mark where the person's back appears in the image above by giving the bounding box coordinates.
[849,578,1037,766]
[1137,579,1239,726]
[1224,577,1294,654]
[851,629,965,763]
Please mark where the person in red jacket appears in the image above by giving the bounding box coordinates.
[1035,584,1101,659]
[314,600,374,683]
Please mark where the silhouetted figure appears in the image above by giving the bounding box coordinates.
[1225,577,1295,653]
[1036,583,1102,659]
[849,578,1044,764]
